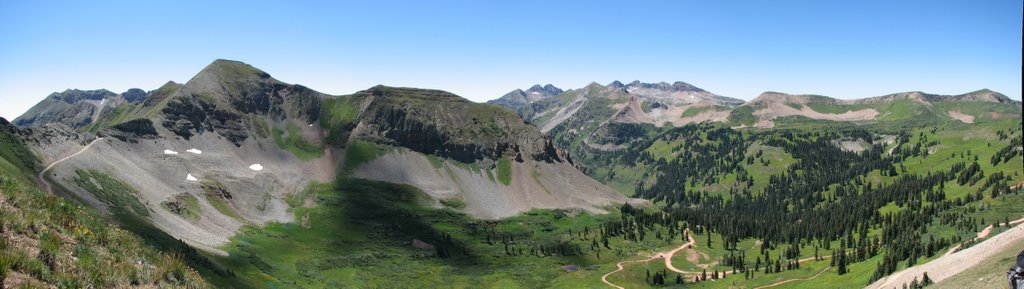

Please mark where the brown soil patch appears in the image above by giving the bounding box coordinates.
[947,110,975,123]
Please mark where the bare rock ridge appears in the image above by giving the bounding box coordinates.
[13,88,144,129]
[16,59,636,250]
[488,83,564,109]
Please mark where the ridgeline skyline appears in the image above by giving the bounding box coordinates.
[1,0,1021,120]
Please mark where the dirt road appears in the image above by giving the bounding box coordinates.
[867,216,1024,289]
[37,137,105,194]
[601,229,838,288]
[601,229,696,289]
[661,229,698,273]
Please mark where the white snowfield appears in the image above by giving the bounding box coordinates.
[186,174,198,181]
[164,150,179,155]
[249,164,264,171]
[186,148,202,154]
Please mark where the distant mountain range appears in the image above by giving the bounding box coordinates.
[14,88,147,129]
[486,80,1021,153]
[487,84,563,109]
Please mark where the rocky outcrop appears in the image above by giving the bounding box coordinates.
[106,118,158,142]
[277,84,323,124]
[161,95,209,140]
[0,117,15,133]
[121,88,148,103]
[356,86,563,164]
[160,94,247,145]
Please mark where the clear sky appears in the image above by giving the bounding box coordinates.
[1,0,1021,120]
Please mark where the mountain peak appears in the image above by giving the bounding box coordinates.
[958,89,1014,103]
[196,59,272,81]
[121,88,147,103]
[526,83,563,96]
[488,84,563,108]
[181,59,281,105]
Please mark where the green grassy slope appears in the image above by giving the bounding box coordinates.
[216,179,686,288]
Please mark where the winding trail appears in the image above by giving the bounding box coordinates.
[37,137,105,194]
[753,266,831,289]
[601,229,695,289]
[661,229,698,273]
[601,228,836,289]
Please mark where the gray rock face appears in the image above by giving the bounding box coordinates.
[155,60,324,145]
[159,94,248,145]
[121,88,148,103]
[13,89,118,129]
[106,118,158,143]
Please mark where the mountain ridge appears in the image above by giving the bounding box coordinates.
[13,60,635,256]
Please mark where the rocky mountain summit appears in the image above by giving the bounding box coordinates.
[13,88,143,129]
[487,84,564,110]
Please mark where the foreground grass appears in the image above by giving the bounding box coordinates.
[0,172,209,288]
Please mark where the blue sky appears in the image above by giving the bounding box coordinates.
[1,0,1021,119]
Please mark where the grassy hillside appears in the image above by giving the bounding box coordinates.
[214,178,680,288]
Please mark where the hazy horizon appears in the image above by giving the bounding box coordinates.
[2,0,1021,120]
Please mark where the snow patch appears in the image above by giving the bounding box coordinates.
[163,150,179,155]
[186,174,198,181]
[308,123,314,127]
[249,164,264,171]
[186,148,202,154]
